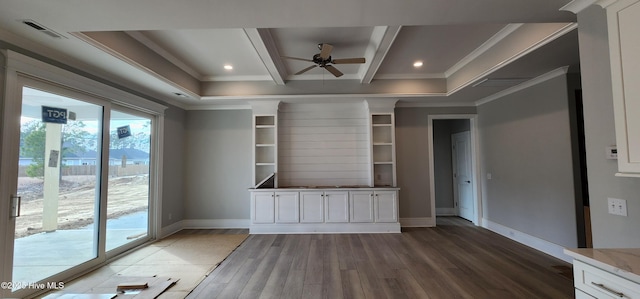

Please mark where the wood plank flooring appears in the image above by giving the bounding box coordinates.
[187,217,574,299]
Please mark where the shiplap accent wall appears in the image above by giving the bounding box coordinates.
[278,102,370,187]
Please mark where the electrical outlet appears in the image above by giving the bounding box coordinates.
[607,198,628,216]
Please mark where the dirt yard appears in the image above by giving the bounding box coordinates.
[15,175,149,238]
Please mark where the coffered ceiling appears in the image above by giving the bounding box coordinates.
[0,0,580,109]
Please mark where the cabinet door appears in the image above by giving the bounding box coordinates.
[325,191,349,223]
[374,191,398,223]
[275,192,299,223]
[608,0,640,174]
[300,191,324,223]
[252,193,275,223]
[350,191,374,223]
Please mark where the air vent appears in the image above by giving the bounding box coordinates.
[21,19,66,39]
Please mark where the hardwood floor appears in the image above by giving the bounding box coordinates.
[187,217,574,299]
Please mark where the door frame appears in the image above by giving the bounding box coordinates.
[0,50,166,298]
[427,114,482,226]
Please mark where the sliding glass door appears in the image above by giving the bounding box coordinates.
[106,109,152,252]
[1,73,158,298]
[12,86,104,288]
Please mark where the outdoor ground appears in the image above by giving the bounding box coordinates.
[15,175,149,238]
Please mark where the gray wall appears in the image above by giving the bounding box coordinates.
[184,110,252,220]
[161,105,187,226]
[578,6,640,247]
[395,107,476,218]
[477,74,578,248]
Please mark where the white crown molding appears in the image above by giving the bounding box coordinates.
[444,24,523,78]
[475,66,569,106]
[201,74,274,81]
[560,0,618,13]
[374,73,446,80]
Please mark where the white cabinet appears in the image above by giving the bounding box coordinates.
[324,191,349,223]
[252,192,275,224]
[349,191,374,223]
[300,191,324,223]
[275,192,299,223]
[604,0,640,175]
[374,190,398,223]
[249,188,400,233]
[573,260,640,298]
[565,248,640,299]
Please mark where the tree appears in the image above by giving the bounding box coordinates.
[20,119,94,177]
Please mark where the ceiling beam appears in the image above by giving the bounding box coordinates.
[360,26,402,84]
[244,28,287,85]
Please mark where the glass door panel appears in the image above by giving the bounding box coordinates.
[106,110,151,251]
[13,86,103,289]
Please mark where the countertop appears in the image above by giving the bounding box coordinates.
[564,248,640,284]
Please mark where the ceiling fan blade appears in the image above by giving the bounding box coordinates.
[332,58,366,64]
[324,65,343,77]
[295,65,317,75]
[319,43,333,60]
[282,56,313,62]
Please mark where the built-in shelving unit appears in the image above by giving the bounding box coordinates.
[371,113,397,187]
[249,100,399,234]
[254,115,277,185]
[251,100,280,187]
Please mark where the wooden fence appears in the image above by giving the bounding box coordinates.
[18,164,149,177]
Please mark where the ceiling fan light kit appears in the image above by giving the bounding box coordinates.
[283,43,366,78]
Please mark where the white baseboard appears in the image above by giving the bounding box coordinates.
[400,217,435,227]
[250,223,401,234]
[159,220,184,239]
[182,219,250,229]
[436,208,457,216]
[482,218,572,263]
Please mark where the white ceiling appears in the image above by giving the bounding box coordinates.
[0,0,580,109]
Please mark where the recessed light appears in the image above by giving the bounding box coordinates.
[224,64,233,70]
[413,61,423,68]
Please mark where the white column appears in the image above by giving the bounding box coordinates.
[43,123,62,232]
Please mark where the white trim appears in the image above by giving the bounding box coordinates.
[482,218,573,263]
[249,222,400,234]
[448,23,577,96]
[445,24,523,77]
[183,219,251,229]
[159,220,185,239]
[399,217,435,227]
[428,114,483,227]
[436,208,457,216]
[395,101,477,108]
[475,66,570,106]
[560,0,618,13]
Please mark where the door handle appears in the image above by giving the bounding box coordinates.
[465,181,471,183]
[10,195,21,218]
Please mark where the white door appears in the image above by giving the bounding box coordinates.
[324,191,349,223]
[452,131,474,221]
[300,191,324,223]
[349,191,374,223]
[252,193,275,223]
[374,191,398,223]
[275,192,299,223]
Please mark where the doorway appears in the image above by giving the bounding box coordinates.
[428,115,480,225]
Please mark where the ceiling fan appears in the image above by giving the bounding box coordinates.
[282,43,366,78]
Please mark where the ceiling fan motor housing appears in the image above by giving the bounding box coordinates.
[312,53,331,66]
